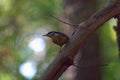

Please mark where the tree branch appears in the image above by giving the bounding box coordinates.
[50,15,79,27]
[37,0,120,80]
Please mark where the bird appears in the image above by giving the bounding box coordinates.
[43,31,69,50]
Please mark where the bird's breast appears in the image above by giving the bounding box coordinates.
[52,36,69,46]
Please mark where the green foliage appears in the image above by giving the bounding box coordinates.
[98,19,120,80]
[99,20,118,62]
[0,0,63,80]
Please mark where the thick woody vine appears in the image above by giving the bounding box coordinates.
[37,0,120,80]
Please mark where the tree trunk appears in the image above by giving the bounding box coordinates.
[63,0,102,80]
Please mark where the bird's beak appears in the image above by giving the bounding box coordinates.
[43,34,46,36]
[43,34,48,36]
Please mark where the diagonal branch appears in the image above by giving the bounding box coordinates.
[37,0,120,80]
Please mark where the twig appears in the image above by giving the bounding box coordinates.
[50,15,79,27]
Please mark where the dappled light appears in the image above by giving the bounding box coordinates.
[19,61,37,79]
[0,0,62,80]
[28,37,46,53]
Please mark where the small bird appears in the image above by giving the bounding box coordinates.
[43,31,69,50]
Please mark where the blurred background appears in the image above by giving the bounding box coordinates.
[0,0,120,80]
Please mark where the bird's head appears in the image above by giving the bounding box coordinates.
[43,31,56,38]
